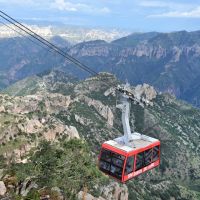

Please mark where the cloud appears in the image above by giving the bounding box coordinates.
[0,0,37,6]
[138,0,195,9]
[99,7,111,14]
[51,0,111,14]
[51,0,86,11]
[139,1,172,8]
[149,6,200,18]
[137,1,200,18]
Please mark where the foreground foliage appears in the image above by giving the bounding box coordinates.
[8,139,107,199]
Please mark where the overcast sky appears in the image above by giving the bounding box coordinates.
[0,0,200,31]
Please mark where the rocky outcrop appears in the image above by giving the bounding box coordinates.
[77,182,128,200]
[75,114,92,126]
[78,191,106,200]
[44,124,80,141]
[20,119,43,134]
[17,178,38,197]
[77,95,114,126]
[69,44,112,57]
[101,182,128,200]
[1,94,71,114]
[0,105,5,112]
[105,83,157,107]
[0,92,79,159]
[3,143,34,163]
[65,125,80,139]
[0,181,6,196]
[133,83,157,106]
[119,44,167,59]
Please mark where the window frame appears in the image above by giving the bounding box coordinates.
[135,145,160,171]
[152,145,160,162]
[99,148,125,180]
[144,148,153,166]
[135,151,144,171]
[125,155,135,175]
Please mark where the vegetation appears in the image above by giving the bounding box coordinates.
[0,138,26,155]
[8,139,107,199]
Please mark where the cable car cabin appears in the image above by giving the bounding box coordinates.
[98,133,160,183]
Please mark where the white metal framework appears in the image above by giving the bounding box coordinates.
[116,94,132,145]
[114,83,158,147]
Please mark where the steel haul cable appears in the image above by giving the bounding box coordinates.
[0,10,121,90]
[0,15,95,76]
[0,10,99,77]
[0,20,55,54]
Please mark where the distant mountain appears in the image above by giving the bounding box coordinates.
[112,32,159,47]
[0,37,66,89]
[0,71,200,199]
[1,31,200,107]
[0,24,129,43]
[50,36,72,48]
[65,30,200,107]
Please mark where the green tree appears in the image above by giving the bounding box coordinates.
[10,139,107,199]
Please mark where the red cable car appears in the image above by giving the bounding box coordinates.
[98,84,160,182]
[99,134,160,182]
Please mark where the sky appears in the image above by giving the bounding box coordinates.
[0,0,200,32]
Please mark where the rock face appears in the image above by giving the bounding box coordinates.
[77,95,114,126]
[133,83,157,106]
[0,181,6,196]
[118,45,167,59]
[75,114,92,126]
[66,125,80,139]
[78,191,105,200]
[0,90,80,163]
[1,93,71,114]
[77,182,128,200]
[43,125,80,141]
[19,179,38,197]
[23,119,43,134]
[101,182,128,200]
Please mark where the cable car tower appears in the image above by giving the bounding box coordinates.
[99,83,160,182]
[116,83,147,146]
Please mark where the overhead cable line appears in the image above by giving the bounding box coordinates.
[0,10,99,77]
[0,20,54,54]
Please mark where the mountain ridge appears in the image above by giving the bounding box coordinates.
[1,30,200,107]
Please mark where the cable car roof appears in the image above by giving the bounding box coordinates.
[103,132,160,153]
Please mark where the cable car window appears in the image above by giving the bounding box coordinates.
[99,149,125,180]
[112,152,125,161]
[100,149,111,162]
[110,165,123,178]
[136,152,144,171]
[152,146,159,162]
[99,160,110,171]
[112,156,124,168]
[125,156,134,175]
[144,148,152,166]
